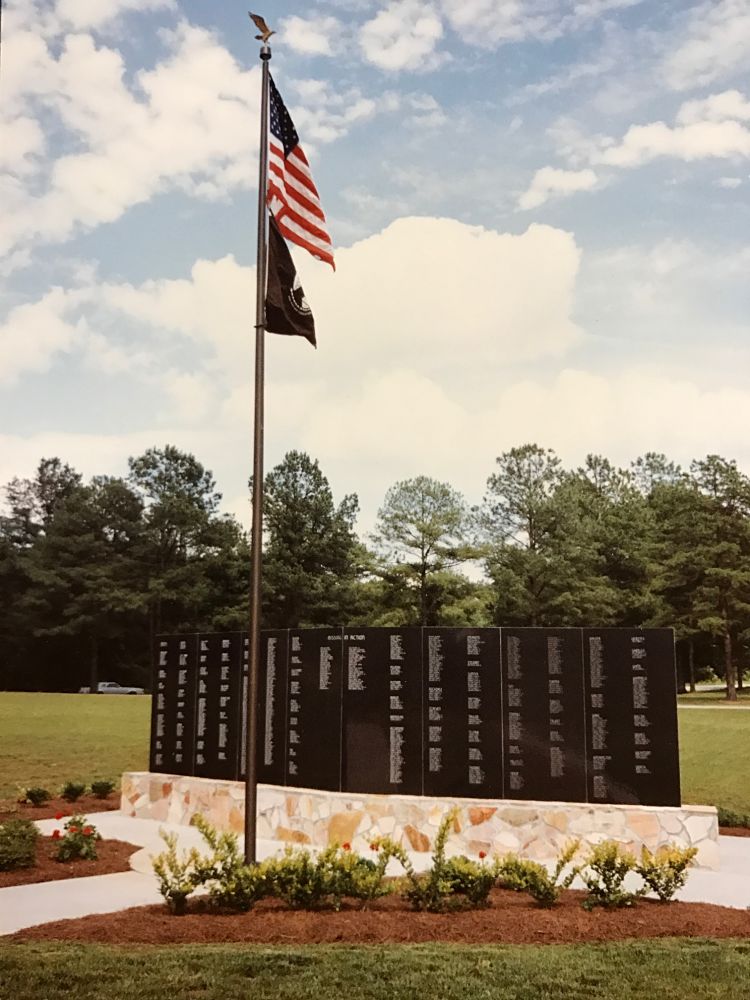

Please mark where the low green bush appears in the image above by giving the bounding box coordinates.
[717,806,750,829]
[20,787,51,807]
[497,840,580,908]
[60,781,86,802]
[266,845,347,911]
[190,814,271,912]
[373,810,454,913]
[0,818,39,871]
[373,808,493,912]
[635,844,698,902]
[495,853,536,893]
[152,831,201,915]
[580,841,639,910]
[440,854,496,908]
[329,846,393,907]
[55,814,101,862]
[90,779,117,799]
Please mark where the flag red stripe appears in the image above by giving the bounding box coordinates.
[272,196,333,251]
[276,216,335,269]
[273,204,333,256]
[268,160,326,222]
[270,142,322,206]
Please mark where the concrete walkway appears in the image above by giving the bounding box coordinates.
[2,812,749,936]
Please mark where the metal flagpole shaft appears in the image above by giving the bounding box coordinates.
[245,39,271,865]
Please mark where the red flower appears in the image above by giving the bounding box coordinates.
[83,826,94,837]
[342,842,351,851]
[55,812,64,821]
[479,851,487,860]
[52,829,61,840]
[370,842,379,852]
[68,825,79,834]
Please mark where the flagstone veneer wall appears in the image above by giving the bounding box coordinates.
[121,771,720,870]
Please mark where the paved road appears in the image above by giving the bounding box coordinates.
[2,813,750,936]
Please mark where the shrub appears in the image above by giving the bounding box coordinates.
[0,819,40,871]
[190,814,270,912]
[717,806,750,829]
[152,831,201,915]
[20,787,51,807]
[151,815,278,914]
[55,814,101,862]
[266,844,344,910]
[261,841,394,912]
[328,846,393,907]
[441,854,496,908]
[90,779,117,799]
[580,840,639,910]
[636,844,698,903]
[60,781,86,803]
[495,853,537,893]
[374,808,491,912]
[497,840,581,908]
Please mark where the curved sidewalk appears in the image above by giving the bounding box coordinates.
[2,813,749,936]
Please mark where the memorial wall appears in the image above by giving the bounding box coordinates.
[149,626,681,807]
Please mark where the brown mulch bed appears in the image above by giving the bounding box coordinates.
[0,794,119,824]
[721,826,750,838]
[11,890,750,946]
[0,838,139,888]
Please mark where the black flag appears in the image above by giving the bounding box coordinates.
[265,214,316,347]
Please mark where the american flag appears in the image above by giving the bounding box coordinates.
[267,76,335,270]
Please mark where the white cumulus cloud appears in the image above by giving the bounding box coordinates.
[664,0,750,91]
[596,119,750,167]
[278,15,343,56]
[518,167,598,210]
[55,0,177,31]
[360,0,444,71]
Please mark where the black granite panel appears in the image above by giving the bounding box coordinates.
[237,633,250,781]
[422,628,503,798]
[342,627,423,795]
[583,628,680,806]
[501,628,587,802]
[285,628,343,791]
[150,635,198,775]
[194,632,243,780]
[255,630,289,785]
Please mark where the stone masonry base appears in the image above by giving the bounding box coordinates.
[121,772,720,870]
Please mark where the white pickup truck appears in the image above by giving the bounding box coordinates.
[78,681,146,695]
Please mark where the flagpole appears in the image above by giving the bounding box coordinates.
[245,35,271,865]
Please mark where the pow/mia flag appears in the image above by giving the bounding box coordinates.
[265,214,316,347]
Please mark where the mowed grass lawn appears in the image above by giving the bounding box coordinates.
[2,940,750,1000]
[678,707,750,813]
[0,692,150,796]
[0,692,748,813]
[678,689,750,705]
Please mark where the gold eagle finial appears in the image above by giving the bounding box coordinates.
[248,12,275,44]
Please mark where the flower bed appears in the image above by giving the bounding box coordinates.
[0,794,119,824]
[0,837,139,888]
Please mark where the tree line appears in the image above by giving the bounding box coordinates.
[1,444,748,700]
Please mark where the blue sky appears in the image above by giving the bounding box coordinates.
[2,0,750,533]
